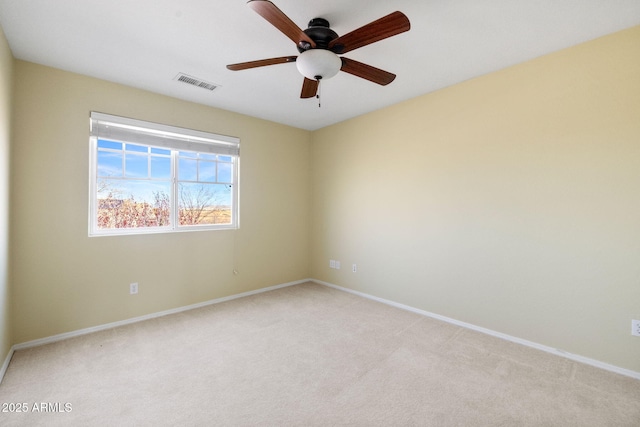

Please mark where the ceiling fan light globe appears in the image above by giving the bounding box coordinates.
[296,49,341,80]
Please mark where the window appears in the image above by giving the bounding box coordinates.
[89,112,239,236]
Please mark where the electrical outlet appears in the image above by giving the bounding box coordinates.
[130,282,138,295]
[329,260,336,268]
[352,264,357,273]
[632,319,640,337]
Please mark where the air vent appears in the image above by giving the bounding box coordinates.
[174,73,219,91]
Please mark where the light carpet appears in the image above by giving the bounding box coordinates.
[0,282,639,426]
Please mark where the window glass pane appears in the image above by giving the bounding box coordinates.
[151,156,171,179]
[97,150,123,177]
[126,144,148,153]
[199,161,216,182]
[98,139,122,150]
[178,157,197,181]
[151,147,171,155]
[91,113,239,235]
[217,162,233,183]
[125,153,149,178]
[178,183,232,226]
[96,179,171,229]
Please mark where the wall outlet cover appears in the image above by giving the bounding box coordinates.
[632,319,640,336]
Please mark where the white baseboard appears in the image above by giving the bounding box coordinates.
[0,278,310,384]
[4,277,637,384]
[314,279,640,381]
[0,345,14,385]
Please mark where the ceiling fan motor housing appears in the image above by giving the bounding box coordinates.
[298,18,338,52]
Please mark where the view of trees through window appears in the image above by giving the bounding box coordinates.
[95,139,234,231]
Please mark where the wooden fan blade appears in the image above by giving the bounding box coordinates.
[300,78,319,98]
[340,57,396,85]
[329,11,410,54]
[227,56,297,71]
[248,0,316,49]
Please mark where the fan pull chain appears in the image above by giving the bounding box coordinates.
[316,77,322,108]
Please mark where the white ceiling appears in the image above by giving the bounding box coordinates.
[1,0,639,131]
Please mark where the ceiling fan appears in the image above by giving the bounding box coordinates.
[227,0,411,99]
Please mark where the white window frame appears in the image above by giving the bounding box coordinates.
[89,112,240,236]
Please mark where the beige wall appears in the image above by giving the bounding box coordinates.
[0,26,12,364]
[5,22,640,375]
[311,26,640,372]
[11,61,311,343]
